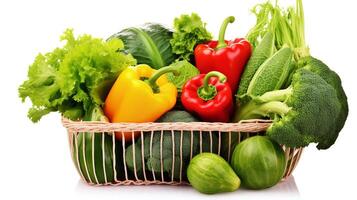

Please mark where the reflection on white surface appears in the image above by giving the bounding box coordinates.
[75,176,300,200]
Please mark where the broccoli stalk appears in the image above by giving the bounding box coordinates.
[236,87,292,121]
[236,100,291,121]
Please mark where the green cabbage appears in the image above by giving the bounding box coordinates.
[109,23,177,69]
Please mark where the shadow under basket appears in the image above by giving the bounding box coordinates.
[62,118,303,186]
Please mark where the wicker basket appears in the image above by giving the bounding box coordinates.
[62,118,303,186]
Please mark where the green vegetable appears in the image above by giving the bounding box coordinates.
[139,111,218,179]
[300,57,348,149]
[156,110,199,123]
[125,111,200,179]
[125,111,218,180]
[19,29,136,122]
[115,141,126,181]
[145,131,197,179]
[246,46,293,97]
[236,0,348,149]
[170,13,213,61]
[237,32,275,99]
[109,23,177,69]
[166,60,200,92]
[73,106,115,184]
[230,136,286,190]
[245,2,274,48]
[235,69,341,148]
[221,132,240,161]
[246,0,309,61]
[187,153,240,194]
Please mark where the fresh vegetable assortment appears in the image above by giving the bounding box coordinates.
[19,0,348,195]
[234,0,348,150]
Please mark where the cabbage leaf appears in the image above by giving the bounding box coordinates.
[109,23,177,69]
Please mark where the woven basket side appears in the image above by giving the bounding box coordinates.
[62,118,272,132]
[63,119,302,186]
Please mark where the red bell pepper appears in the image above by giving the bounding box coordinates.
[181,71,233,122]
[194,16,252,93]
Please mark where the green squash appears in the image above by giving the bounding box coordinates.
[72,106,116,184]
[74,132,115,184]
[187,153,240,194]
[231,136,286,189]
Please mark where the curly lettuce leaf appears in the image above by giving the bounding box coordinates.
[170,13,213,61]
[19,29,136,122]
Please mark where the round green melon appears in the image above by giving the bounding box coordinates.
[230,136,286,189]
[187,153,240,194]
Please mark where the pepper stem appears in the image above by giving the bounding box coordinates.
[147,66,179,93]
[198,71,227,101]
[216,16,235,50]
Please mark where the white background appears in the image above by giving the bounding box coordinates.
[0,0,356,199]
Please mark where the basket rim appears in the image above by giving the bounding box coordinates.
[62,118,272,132]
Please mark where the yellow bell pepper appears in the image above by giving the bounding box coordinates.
[104,64,178,140]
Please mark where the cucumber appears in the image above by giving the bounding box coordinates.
[73,106,116,184]
[230,136,286,189]
[76,132,115,184]
[187,153,240,194]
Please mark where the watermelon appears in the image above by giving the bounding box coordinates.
[230,136,286,189]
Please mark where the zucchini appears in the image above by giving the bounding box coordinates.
[73,106,116,184]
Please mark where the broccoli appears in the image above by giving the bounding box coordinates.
[125,131,200,180]
[235,69,342,149]
[300,57,349,148]
[125,111,218,180]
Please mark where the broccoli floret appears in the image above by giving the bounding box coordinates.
[300,56,349,149]
[235,69,341,149]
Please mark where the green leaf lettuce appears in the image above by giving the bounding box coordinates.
[170,13,213,61]
[19,29,136,122]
